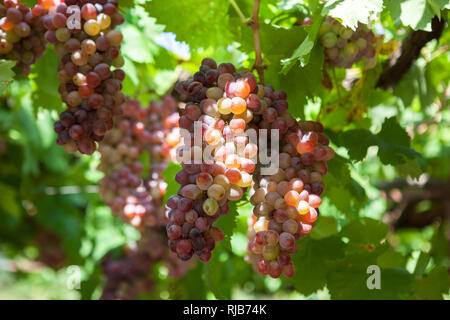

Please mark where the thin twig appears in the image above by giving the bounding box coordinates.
[228,0,249,24]
[332,68,341,99]
[249,0,264,83]
[228,0,264,83]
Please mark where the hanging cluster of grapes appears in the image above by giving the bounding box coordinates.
[47,0,125,154]
[245,120,334,278]
[167,58,268,262]
[101,226,193,300]
[98,97,180,228]
[319,16,377,69]
[0,0,47,76]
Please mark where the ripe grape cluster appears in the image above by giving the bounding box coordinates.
[319,16,376,69]
[167,58,270,262]
[167,58,303,263]
[101,226,193,300]
[47,0,125,154]
[0,0,47,76]
[98,97,180,228]
[245,120,334,278]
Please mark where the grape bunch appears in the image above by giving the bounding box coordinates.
[101,226,193,300]
[0,0,47,76]
[245,120,334,278]
[47,0,125,154]
[167,58,301,263]
[319,16,376,69]
[98,97,180,228]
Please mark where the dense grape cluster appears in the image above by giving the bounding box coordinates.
[319,16,376,69]
[245,120,334,278]
[101,226,193,300]
[98,97,180,228]
[167,58,302,263]
[167,59,267,262]
[47,0,125,154]
[0,0,47,76]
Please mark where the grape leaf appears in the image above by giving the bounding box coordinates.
[214,201,239,251]
[119,0,135,8]
[323,155,368,215]
[204,246,232,299]
[414,266,450,299]
[144,0,233,49]
[327,243,415,299]
[281,2,324,74]
[121,25,157,63]
[18,0,37,8]
[384,0,437,31]
[0,60,16,93]
[323,0,383,30]
[162,161,182,204]
[338,117,421,165]
[290,236,345,295]
[328,267,414,299]
[31,48,64,113]
[310,216,339,239]
[340,217,388,245]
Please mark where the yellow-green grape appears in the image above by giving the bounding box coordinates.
[83,19,100,36]
[97,13,111,30]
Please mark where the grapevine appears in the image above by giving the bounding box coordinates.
[98,96,180,228]
[0,0,48,76]
[47,0,125,154]
[319,16,377,69]
[246,120,334,278]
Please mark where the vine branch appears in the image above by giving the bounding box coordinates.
[228,0,265,83]
[377,16,446,89]
[249,0,264,83]
[228,0,249,24]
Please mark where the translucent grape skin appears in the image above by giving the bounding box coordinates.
[44,0,125,155]
[319,16,377,69]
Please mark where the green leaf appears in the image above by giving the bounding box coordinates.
[162,161,182,204]
[119,0,135,8]
[144,0,233,49]
[340,217,388,245]
[385,0,437,31]
[328,267,414,299]
[121,25,157,63]
[0,60,16,93]
[204,246,232,299]
[376,250,407,268]
[0,182,22,221]
[310,216,339,239]
[18,0,37,8]
[414,266,450,299]
[291,236,345,295]
[324,0,383,30]
[31,48,63,113]
[281,3,324,73]
[323,155,368,215]
[214,201,239,251]
[338,117,421,165]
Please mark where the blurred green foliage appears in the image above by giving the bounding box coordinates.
[0,0,449,300]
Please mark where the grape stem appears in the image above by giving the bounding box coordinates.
[250,0,265,84]
[331,68,341,99]
[228,0,250,24]
[228,0,265,83]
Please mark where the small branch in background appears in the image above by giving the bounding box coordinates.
[376,16,446,89]
[228,0,249,24]
[228,0,265,83]
[249,0,264,83]
[379,178,450,230]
